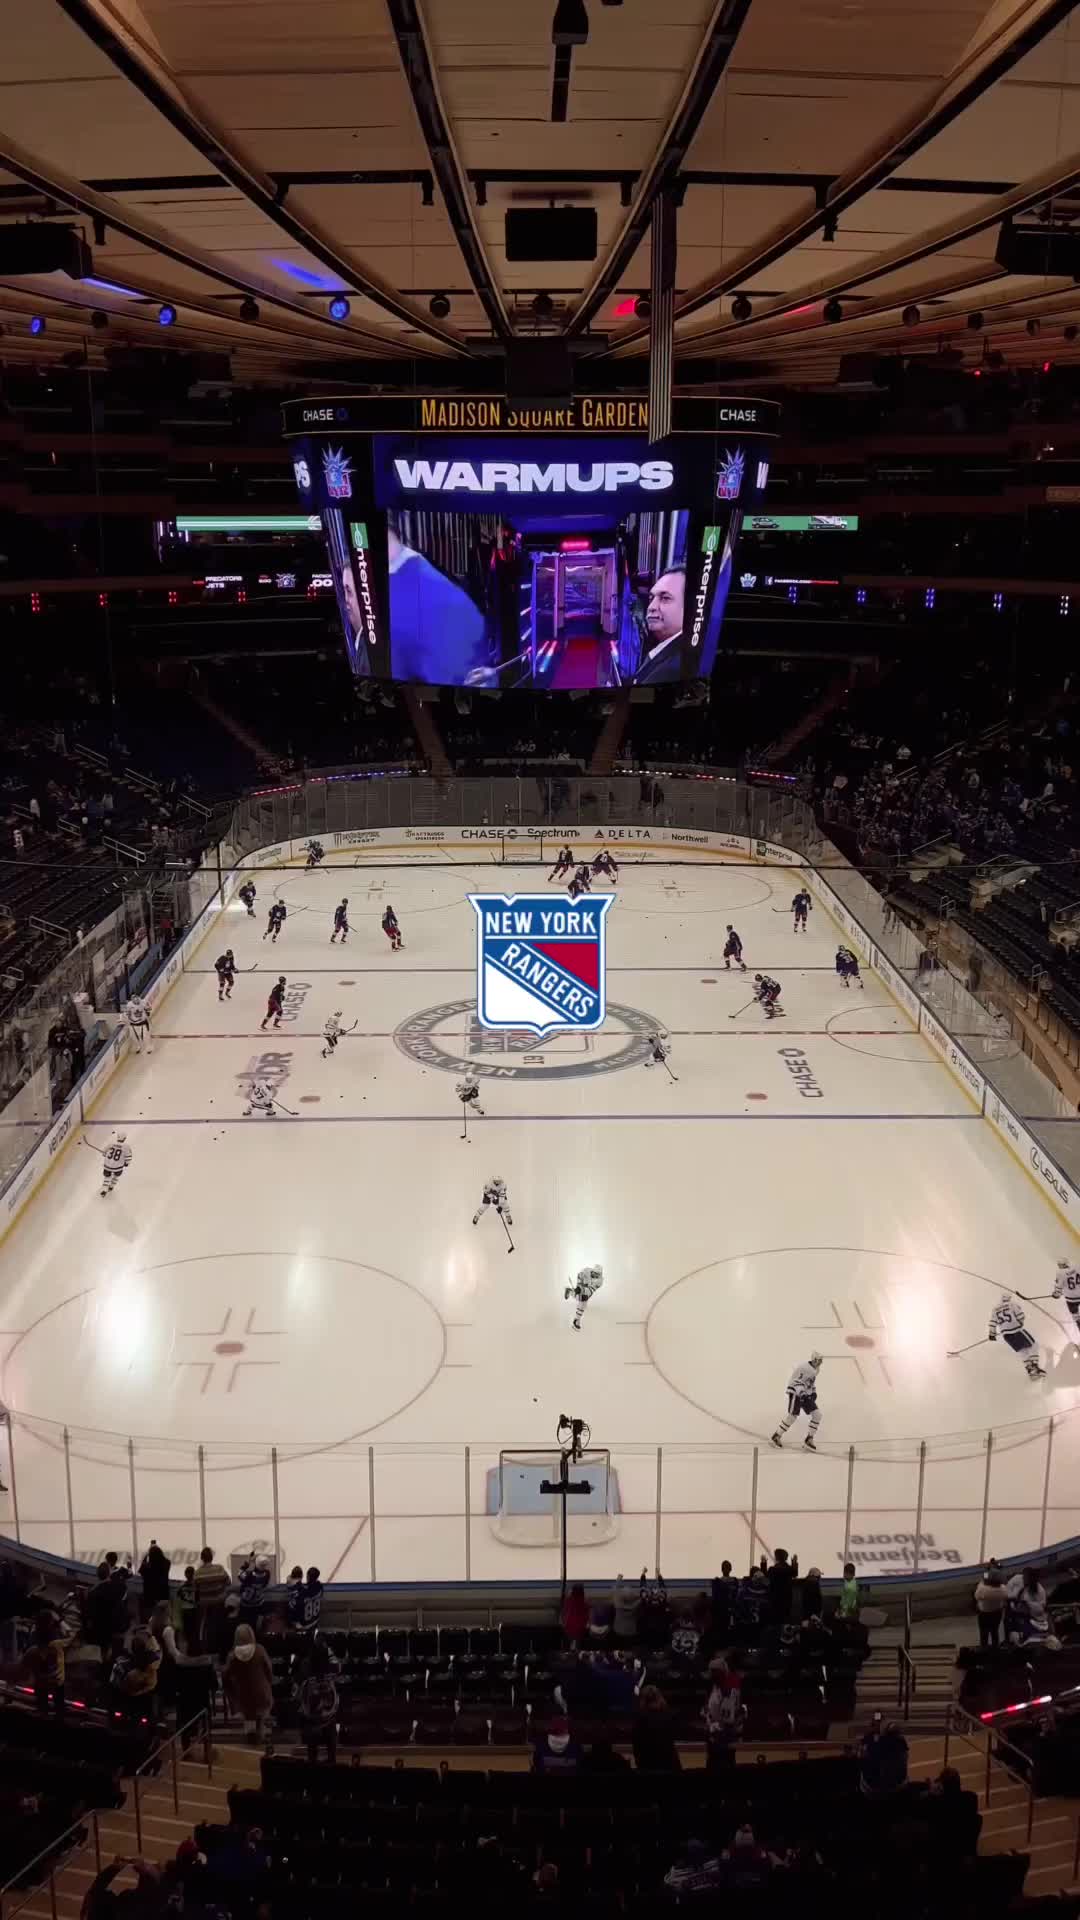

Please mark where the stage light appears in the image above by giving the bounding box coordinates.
[902,304,920,327]
[328,294,351,321]
[731,293,752,322]
[90,311,109,331]
[239,296,260,323]
[532,291,555,317]
[552,0,589,45]
[429,292,451,318]
[633,294,651,319]
[823,297,843,324]
[158,304,177,327]
[29,315,45,336]
[967,311,984,330]
[1043,359,1053,373]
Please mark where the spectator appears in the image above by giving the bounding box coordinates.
[801,1565,824,1619]
[663,1840,723,1896]
[298,1643,339,1764]
[223,1624,274,1745]
[561,1583,588,1643]
[859,1717,909,1799]
[237,1555,271,1629]
[710,1561,738,1643]
[838,1562,860,1618]
[146,1601,213,1734]
[138,1541,171,1618]
[632,1685,681,1772]
[0,1560,24,1664]
[20,1611,65,1716]
[86,1563,124,1665]
[704,1657,744,1773]
[974,1566,1007,1647]
[611,1573,640,1642]
[1007,1565,1052,1644]
[110,1631,159,1724]
[766,1547,798,1624]
[581,1738,630,1775]
[194,1546,230,1651]
[532,1715,582,1775]
[286,1566,323,1636]
[175,1566,198,1642]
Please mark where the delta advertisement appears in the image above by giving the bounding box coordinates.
[287,426,773,690]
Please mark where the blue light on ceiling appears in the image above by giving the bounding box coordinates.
[29,315,45,336]
[328,295,351,322]
[84,277,140,298]
[271,258,337,289]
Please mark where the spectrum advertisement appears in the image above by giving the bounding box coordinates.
[284,402,779,689]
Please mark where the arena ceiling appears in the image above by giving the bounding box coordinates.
[1,0,1080,390]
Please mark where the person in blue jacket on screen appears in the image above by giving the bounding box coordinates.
[387,524,488,684]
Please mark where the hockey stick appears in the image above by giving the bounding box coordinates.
[946,1337,990,1358]
[271,1098,299,1117]
[662,1056,679,1084]
[1017,1293,1054,1302]
[460,1099,469,1144]
[729,1000,756,1020]
[500,1210,515,1255]
[80,1137,104,1156]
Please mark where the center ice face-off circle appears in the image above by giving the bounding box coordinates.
[394,997,662,1080]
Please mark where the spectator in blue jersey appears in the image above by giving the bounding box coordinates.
[286,1566,324,1636]
[387,524,488,684]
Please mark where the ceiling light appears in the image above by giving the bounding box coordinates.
[531,291,555,317]
[1025,316,1041,336]
[90,311,109,331]
[552,0,589,45]
[633,294,651,319]
[328,295,351,322]
[158,304,177,327]
[1064,324,1078,343]
[29,315,45,336]
[239,296,260,323]
[429,292,451,318]
[967,311,984,331]
[823,297,843,324]
[731,293,752,322]
[902,304,921,327]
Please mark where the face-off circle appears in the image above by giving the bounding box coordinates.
[2,1251,446,1457]
[394,996,662,1081]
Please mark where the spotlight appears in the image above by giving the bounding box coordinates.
[328,294,351,322]
[29,315,45,336]
[531,291,555,317]
[823,297,843,324]
[90,311,109,331]
[902,304,921,327]
[552,0,589,45]
[158,303,177,327]
[1065,324,1078,343]
[633,293,651,319]
[731,293,752,322]
[1025,316,1041,336]
[428,292,451,318]
[967,311,984,331]
[239,296,260,323]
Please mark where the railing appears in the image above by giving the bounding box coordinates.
[131,1708,214,1852]
[944,1703,1039,1843]
[0,1808,104,1920]
[897,1646,917,1720]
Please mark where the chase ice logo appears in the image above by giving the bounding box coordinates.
[716,447,746,502]
[468,892,613,1037]
[292,457,311,491]
[322,446,353,501]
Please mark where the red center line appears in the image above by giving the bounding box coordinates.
[157,1028,913,1040]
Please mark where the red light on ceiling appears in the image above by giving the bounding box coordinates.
[1043,360,1052,373]
[613,296,636,317]
[560,538,592,552]
[791,304,816,315]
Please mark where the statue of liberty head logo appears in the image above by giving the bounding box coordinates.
[716,446,745,502]
[322,446,353,501]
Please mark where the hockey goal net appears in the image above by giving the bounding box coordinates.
[489,1449,619,1547]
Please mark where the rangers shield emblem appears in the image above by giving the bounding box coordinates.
[467,892,614,1037]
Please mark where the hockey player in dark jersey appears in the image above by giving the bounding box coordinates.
[591,849,619,880]
[792,888,812,932]
[331,899,350,945]
[260,976,287,1031]
[836,945,863,988]
[723,925,747,971]
[238,881,256,916]
[304,839,325,870]
[754,972,784,1018]
[548,846,574,881]
[214,950,236,1001]
[264,901,286,943]
[382,905,402,952]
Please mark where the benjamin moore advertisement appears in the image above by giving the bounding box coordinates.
[288,422,775,689]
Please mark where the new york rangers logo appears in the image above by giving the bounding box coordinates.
[322,446,353,501]
[467,893,614,1036]
[716,446,745,502]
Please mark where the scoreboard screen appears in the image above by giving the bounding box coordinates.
[283,395,780,689]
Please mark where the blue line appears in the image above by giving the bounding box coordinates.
[85,1111,984,1126]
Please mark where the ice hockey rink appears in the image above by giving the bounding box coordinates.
[0,844,1078,1588]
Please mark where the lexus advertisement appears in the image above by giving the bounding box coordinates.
[285,406,779,689]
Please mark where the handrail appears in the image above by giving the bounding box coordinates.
[896,1645,916,1720]
[0,1808,102,1920]
[946,1702,1039,1841]
[131,1707,213,1851]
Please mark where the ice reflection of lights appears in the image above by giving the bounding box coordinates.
[886,1266,941,1360]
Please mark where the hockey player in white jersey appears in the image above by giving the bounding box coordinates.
[565,1264,603,1330]
[99,1131,132,1197]
[243,1079,277,1119]
[472,1176,512,1227]
[456,1071,485,1118]
[644,1032,672,1070]
[771,1353,823,1450]
[1053,1258,1080,1333]
[124,994,152,1054]
[988,1292,1045,1380]
[322,1011,346,1060]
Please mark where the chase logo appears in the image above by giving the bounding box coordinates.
[467,893,613,1037]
